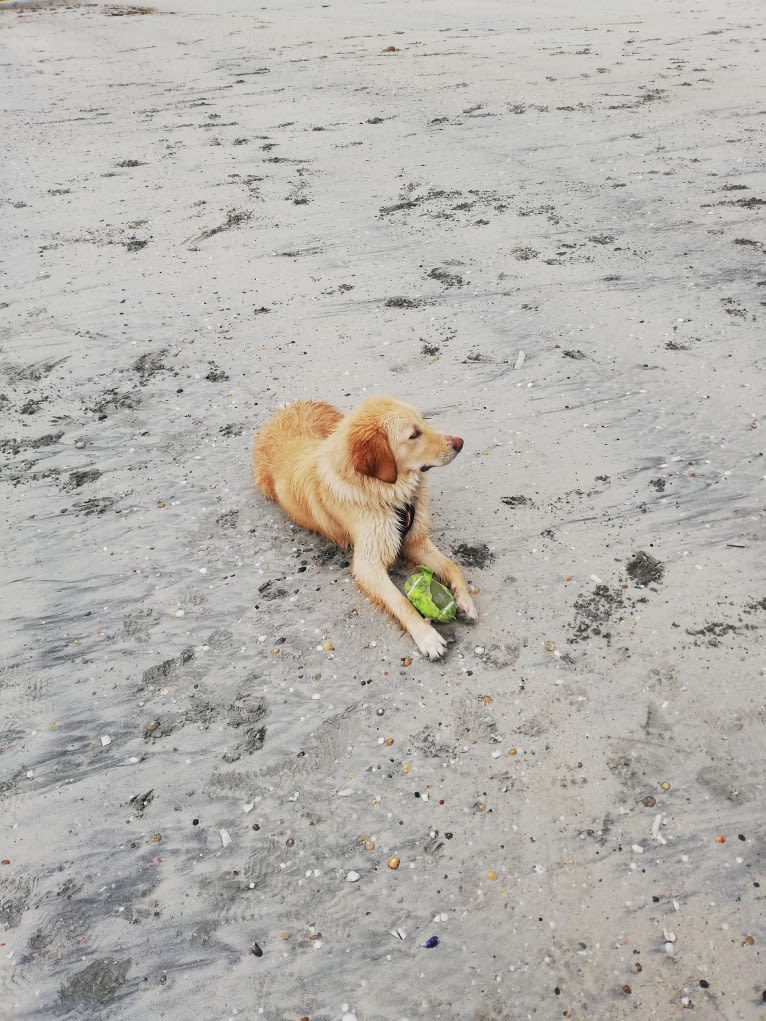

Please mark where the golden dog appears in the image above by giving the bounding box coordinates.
[252,396,477,659]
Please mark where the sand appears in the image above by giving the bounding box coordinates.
[1,0,765,1018]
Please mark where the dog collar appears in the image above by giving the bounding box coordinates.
[395,502,416,544]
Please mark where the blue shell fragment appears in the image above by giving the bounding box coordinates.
[421,935,439,949]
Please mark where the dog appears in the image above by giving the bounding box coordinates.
[252,396,477,659]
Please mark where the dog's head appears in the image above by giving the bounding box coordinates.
[347,397,463,485]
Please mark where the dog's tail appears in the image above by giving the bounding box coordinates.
[252,430,277,500]
[252,400,342,501]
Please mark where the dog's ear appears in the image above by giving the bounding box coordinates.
[349,423,397,484]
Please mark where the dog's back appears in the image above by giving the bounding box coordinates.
[252,400,341,500]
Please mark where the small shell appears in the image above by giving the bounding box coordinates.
[387,856,401,870]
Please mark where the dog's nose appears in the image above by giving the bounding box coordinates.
[446,434,464,453]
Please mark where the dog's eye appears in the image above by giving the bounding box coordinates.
[409,428,422,440]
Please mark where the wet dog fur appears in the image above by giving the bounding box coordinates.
[252,396,477,659]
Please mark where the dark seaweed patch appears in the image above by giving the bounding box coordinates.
[570,584,624,643]
[452,543,494,569]
[63,468,101,491]
[626,551,664,587]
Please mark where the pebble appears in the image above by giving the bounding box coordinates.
[100,735,112,747]
[220,829,232,848]
[486,870,498,881]
[387,856,401,870]
[346,871,361,882]
[651,814,667,844]
[421,936,439,949]
[660,780,671,791]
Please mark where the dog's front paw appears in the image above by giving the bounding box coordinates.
[416,627,447,661]
[456,592,478,622]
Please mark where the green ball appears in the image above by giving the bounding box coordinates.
[404,566,457,623]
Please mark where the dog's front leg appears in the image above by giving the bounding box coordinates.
[404,536,478,621]
[352,552,447,661]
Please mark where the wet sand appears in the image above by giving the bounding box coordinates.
[1,0,765,1018]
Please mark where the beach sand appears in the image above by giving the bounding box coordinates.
[1,0,765,1017]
